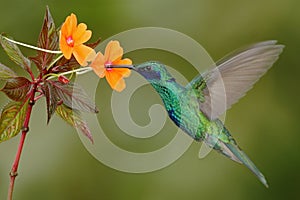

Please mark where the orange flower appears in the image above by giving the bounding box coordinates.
[60,13,95,66]
[90,40,132,92]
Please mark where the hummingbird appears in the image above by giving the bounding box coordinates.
[107,41,284,187]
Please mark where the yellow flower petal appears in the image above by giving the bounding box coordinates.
[113,58,132,66]
[90,52,106,78]
[73,45,95,66]
[69,14,77,34]
[104,41,123,62]
[59,33,73,59]
[60,18,69,37]
[73,23,92,45]
[85,49,97,63]
[113,78,126,92]
[106,70,126,92]
[112,58,132,77]
[72,23,87,39]
[61,13,77,37]
[113,68,131,78]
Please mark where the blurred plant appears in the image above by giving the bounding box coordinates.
[0,7,131,200]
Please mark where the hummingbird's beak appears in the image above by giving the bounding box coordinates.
[105,64,136,70]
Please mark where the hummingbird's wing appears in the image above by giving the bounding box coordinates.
[186,41,284,120]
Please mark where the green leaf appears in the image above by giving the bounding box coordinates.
[0,62,17,80]
[0,34,31,72]
[30,6,59,70]
[56,104,93,143]
[42,81,60,123]
[49,81,98,113]
[0,101,29,143]
[1,77,32,101]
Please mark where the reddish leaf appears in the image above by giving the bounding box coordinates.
[0,34,31,73]
[1,77,32,101]
[56,104,93,143]
[48,80,98,113]
[42,81,60,123]
[0,100,29,143]
[51,56,80,73]
[86,38,101,49]
[30,6,59,70]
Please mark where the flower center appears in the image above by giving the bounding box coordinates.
[66,36,74,47]
[105,61,113,71]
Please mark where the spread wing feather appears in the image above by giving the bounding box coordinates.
[186,41,284,120]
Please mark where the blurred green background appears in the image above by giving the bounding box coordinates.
[0,0,299,199]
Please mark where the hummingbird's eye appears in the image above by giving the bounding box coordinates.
[145,66,152,71]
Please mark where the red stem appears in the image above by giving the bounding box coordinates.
[28,70,35,82]
[7,83,38,200]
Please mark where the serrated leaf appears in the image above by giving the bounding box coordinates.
[1,77,32,101]
[0,101,29,143]
[49,81,98,113]
[30,6,59,70]
[0,34,31,72]
[51,56,81,73]
[86,38,101,49]
[0,62,17,80]
[56,104,93,143]
[42,81,60,123]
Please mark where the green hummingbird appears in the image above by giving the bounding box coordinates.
[107,41,284,187]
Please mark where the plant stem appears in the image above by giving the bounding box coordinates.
[47,54,63,70]
[3,37,62,54]
[7,83,38,200]
[46,67,93,80]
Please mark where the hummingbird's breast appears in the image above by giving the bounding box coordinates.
[175,94,207,141]
[159,86,206,140]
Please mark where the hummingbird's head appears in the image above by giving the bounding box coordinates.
[134,61,173,82]
[105,61,174,83]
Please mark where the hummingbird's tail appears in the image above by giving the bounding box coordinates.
[222,141,268,187]
[205,128,268,187]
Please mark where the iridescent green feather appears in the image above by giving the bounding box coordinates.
[133,41,284,187]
